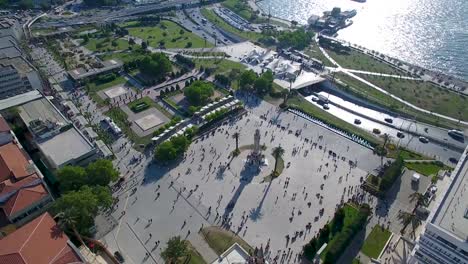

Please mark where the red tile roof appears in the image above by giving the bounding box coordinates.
[0,142,31,182]
[0,173,49,217]
[0,213,83,264]
[0,117,10,133]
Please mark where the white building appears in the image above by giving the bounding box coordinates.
[411,146,468,264]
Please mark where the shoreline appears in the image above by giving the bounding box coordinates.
[249,0,468,87]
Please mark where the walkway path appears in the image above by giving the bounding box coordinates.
[189,233,218,262]
[342,68,421,80]
[316,37,468,126]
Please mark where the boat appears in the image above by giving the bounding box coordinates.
[384,118,393,124]
[354,119,361,125]
[448,129,464,139]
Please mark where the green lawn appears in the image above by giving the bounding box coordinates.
[304,44,335,67]
[127,96,173,118]
[325,47,409,76]
[355,75,468,121]
[84,37,129,52]
[334,73,463,129]
[222,0,267,24]
[405,161,450,176]
[201,226,253,255]
[121,20,212,49]
[287,95,380,147]
[201,8,264,42]
[193,58,246,76]
[361,225,392,259]
[185,241,207,264]
[387,148,428,160]
[99,49,147,63]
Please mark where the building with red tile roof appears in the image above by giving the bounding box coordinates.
[0,212,84,264]
[0,119,52,227]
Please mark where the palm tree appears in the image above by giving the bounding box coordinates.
[398,211,421,237]
[272,146,285,175]
[161,236,188,263]
[409,192,428,209]
[232,132,240,152]
[54,211,85,247]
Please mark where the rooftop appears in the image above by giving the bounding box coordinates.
[68,59,122,81]
[0,173,49,217]
[37,128,94,168]
[0,116,10,132]
[18,98,68,128]
[432,146,468,241]
[0,212,83,264]
[0,142,34,182]
[211,243,251,264]
[0,90,42,111]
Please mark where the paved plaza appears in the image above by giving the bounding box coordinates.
[104,85,128,99]
[97,97,388,264]
[135,114,164,131]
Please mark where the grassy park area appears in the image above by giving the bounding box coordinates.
[405,161,450,176]
[304,44,335,67]
[324,47,408,76]
[201,226,253,255]
[84,37,129,52]
[201,8,264,42]
[193,58,246,76]
[128,96,173,118]
[387,148,428,160]
[355,75,468,121]
[334,73,463,129]
[361,225,392,259]
[121,20,212,49]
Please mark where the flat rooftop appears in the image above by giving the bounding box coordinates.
[0,90,42,111]
[18,98,68,126]
[432,146,468,241]
[211,243,250,264]
[37,127,94,168]
[68,59,122,81]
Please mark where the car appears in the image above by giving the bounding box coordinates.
[322,104,330,110]
[396,132,405,138]
[372,128,381,134]
[384,118,393,123]
[354,119,361,125]
[449,157,458,163]
[419,136,429,143]
[114,251,124,263]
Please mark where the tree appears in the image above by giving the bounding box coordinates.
[141,41,148,50]
[183,81,214,106]
[52,186,112,235]
[161,236,188,263]
[398,211,421,237]
[139,53,172,79]
[239,70,257,90]
[86,159,119,186]
[215,74,230,86]
[272,146,285,175]
[56,166,87,193]
[277,28,314,50]
[254,71,274,95]
[155,141,178,162]
[232,132,240,152]
[128,38,135,45]
[409,192,428,208]
[82,35,90,45]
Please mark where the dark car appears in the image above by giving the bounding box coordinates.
[396,132,405,138]
[114,251,125,263]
